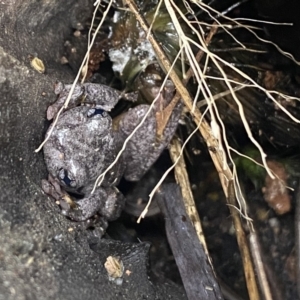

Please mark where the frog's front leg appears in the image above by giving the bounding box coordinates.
[47,82,122,120]
[119,101,182,182]
[64,187,125,222]
[42,176,125,222]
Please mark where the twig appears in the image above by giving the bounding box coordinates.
[248,232,272,300]
[81,0,102,83]
[227,181,260,300]
[199,1,300,66]
[169,138,209,256]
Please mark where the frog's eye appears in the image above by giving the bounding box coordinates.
[58,168,77,188]
[87,108,107,118]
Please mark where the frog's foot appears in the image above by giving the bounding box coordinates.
[47,82,122,120]
[42,174,76,210]
[64,187,125,222]
[47,82,84,120]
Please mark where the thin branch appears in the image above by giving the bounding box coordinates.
[227,181,260,300]
[169,136,210,256]
[249,232,273,300]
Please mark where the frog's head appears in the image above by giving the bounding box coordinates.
[44,139,89,193]
[44,105,116,193]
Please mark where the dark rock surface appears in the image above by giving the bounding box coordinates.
[0,1,186,299]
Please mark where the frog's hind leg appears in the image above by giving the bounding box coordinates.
[120,102,182,182]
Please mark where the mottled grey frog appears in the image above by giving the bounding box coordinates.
[42,82,181,231]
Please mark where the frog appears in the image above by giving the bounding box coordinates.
[42,81,182,232]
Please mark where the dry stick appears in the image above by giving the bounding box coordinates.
[81,0,102,83]
[236,187,277,300]
[227,182,260,300]
[248,232,272,300]
[169,138,209,256]
[124,1,260,299]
